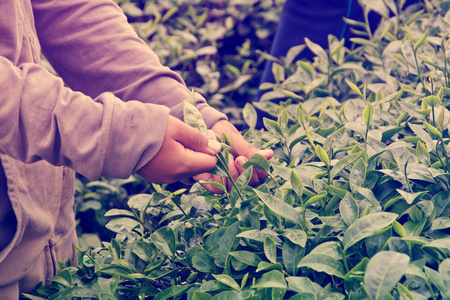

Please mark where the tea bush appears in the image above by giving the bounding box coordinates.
[25,0,450,299]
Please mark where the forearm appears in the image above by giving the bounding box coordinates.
[32,0,226,127]
[0,56,168,180]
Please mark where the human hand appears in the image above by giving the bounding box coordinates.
[193,119,273,192]
[137,116,222,184]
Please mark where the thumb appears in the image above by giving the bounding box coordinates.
[170,117,222,155]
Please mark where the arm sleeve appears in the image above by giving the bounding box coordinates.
[31,0,226,128]
[0,56,169,180]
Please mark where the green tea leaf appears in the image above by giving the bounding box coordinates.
[343,212,398,251]
[364,251,410,300]
[424,121,442,139]
[340,193,359,226]
[230,166,253,207]
[150,227,176,258]
[220,221,240,264]
[272,62,285,83]
[154,285,192,300]
[210,150,230,177]
[423,95,441,107]
[345,79,364,97]
[409,206,423,222]
[363,103,374,127]
[253,270,287,289]
[243,103,257,128]
[344,257,369,292]
[423,236,450,250]
[210,291,242,300]
[286,277,316,294]
[349,158,366,189]
[416,140,430,166]
[392,220,406,238]
[264,236,277,264]
[193,292,213,300]
[256,261,284,273]
[229,251,262,267]
[305,37,328,60]
[255,189,302,225]
[282,239,304,276]
[304,192,327,208]
[192,251,213,273]
[315,145,330,167]
[183,100,208,135]
[282,229,307,247]
[397,283,414,300]
[330,152,362,180]
[296,103,309,126]
[414,29,429,51]
[431,217,450,231]
[290,170,303,197]
[242,153,270,173]
[264,118,283,137]
[298,253,345,278]
[396,189,428,205]
[212,274,240,290]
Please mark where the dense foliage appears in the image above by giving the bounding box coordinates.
[24,0,450,299]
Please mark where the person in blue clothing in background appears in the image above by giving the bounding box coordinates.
[254,0,418,127]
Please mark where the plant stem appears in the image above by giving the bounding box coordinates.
[268,173,280,188]
[432,105,436,127]
[339,246,349,273]
[172,198,189,218]
[364,11,373,40]
[443,38,449,87]
[413,49,426,90]
[404,163,413,193]
[364,126,369,164]
[216,153,245,205]
[435,140,449,173]
[327,166,331,186]
[427,281,437,300]
[361,282,374,300]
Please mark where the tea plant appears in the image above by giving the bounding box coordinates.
[24,0,450,299]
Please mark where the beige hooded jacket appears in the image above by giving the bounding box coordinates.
[0,0,225,297]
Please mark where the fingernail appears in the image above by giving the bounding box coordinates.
[259,149,273,157]
[208,140,222,153]
[236,156,248,166]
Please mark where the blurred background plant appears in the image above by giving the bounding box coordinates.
[28,0,450,299]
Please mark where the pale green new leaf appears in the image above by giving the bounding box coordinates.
[315,145,330,167]
[363,102,374,127]
[264,236,277,264]
[345,79,364,97]
[414,29,429,51]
